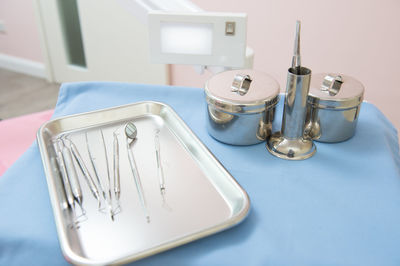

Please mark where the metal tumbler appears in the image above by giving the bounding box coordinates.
[266,66,316,160]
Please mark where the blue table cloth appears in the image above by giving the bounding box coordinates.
[1,82,399,266]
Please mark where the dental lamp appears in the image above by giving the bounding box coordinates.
[117,0,254,73]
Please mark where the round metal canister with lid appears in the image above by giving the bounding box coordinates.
[305,73,364,142]
[205,69,280,145]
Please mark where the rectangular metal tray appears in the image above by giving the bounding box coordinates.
[37,101,250,265]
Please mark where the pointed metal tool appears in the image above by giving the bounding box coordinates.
[266,20,316,160]
[291,20,301,72]
[154,129,171,211]
[100,129,115,221]
[67,138,101,206]
[113,132,121,201]
[85,132,106,210]
[85,132,114,220]
[125,122,150,223]
[61,138,85,216]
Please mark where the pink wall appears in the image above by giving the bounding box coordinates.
[171,0,400,131]
[0,0,399,131]
[0,0,43,62]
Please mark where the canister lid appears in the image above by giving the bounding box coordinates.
[308,73,364,109]
[205,69,280,113]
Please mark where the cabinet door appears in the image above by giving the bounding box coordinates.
[35,0,168,84]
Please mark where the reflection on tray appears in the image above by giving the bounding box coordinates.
[38,101,249,264]
[54,122,171,228]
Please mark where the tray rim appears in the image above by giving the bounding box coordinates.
[37,100,251,265]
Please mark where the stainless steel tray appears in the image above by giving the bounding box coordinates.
[37,101,250,265]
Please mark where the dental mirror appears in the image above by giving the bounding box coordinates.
[125,122,137,145]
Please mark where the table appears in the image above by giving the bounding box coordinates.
[1,82,399,266]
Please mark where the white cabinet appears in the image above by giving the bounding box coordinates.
[35,0,168,84]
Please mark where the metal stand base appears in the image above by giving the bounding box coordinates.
[266,132,316,160]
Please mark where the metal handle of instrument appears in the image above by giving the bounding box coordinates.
[56,147,75,209]
[126,138,150,222]
[113,133,120,200]
[155,134,165,193]
[62,144,83,206]
[70,140,100,201]
[51,156,69,210]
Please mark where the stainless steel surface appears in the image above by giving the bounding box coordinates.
[125,122,137,140]
[155,129,171,210]
[305,73,365,142]
[291,20,301,70]
[125,122,150,223]
[113,132,120,201]
[100,129,115,221]
[231,74,252,96]
[266,21,316,160]
[56,141,75,209]
[307,73,364,109]
[205,69,280,145]
[85,132,107,209]
[281,69,311,139]
[37,101,250,265]
[86,131,113,219]
[154,130,166,193]
[55,141,84,227]
[321,74,343,96]
[69,139,101,203]
[61,141,85,215]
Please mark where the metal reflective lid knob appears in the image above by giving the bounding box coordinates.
[321,74,343,96]
[231,74,252,96]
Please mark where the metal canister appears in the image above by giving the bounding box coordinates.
[205,69,280,145]
[305,73,364,142]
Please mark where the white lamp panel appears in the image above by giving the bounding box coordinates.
[160,22,213,55]
[148,11,247,68]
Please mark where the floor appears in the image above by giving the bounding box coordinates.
[0,68,59,120]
